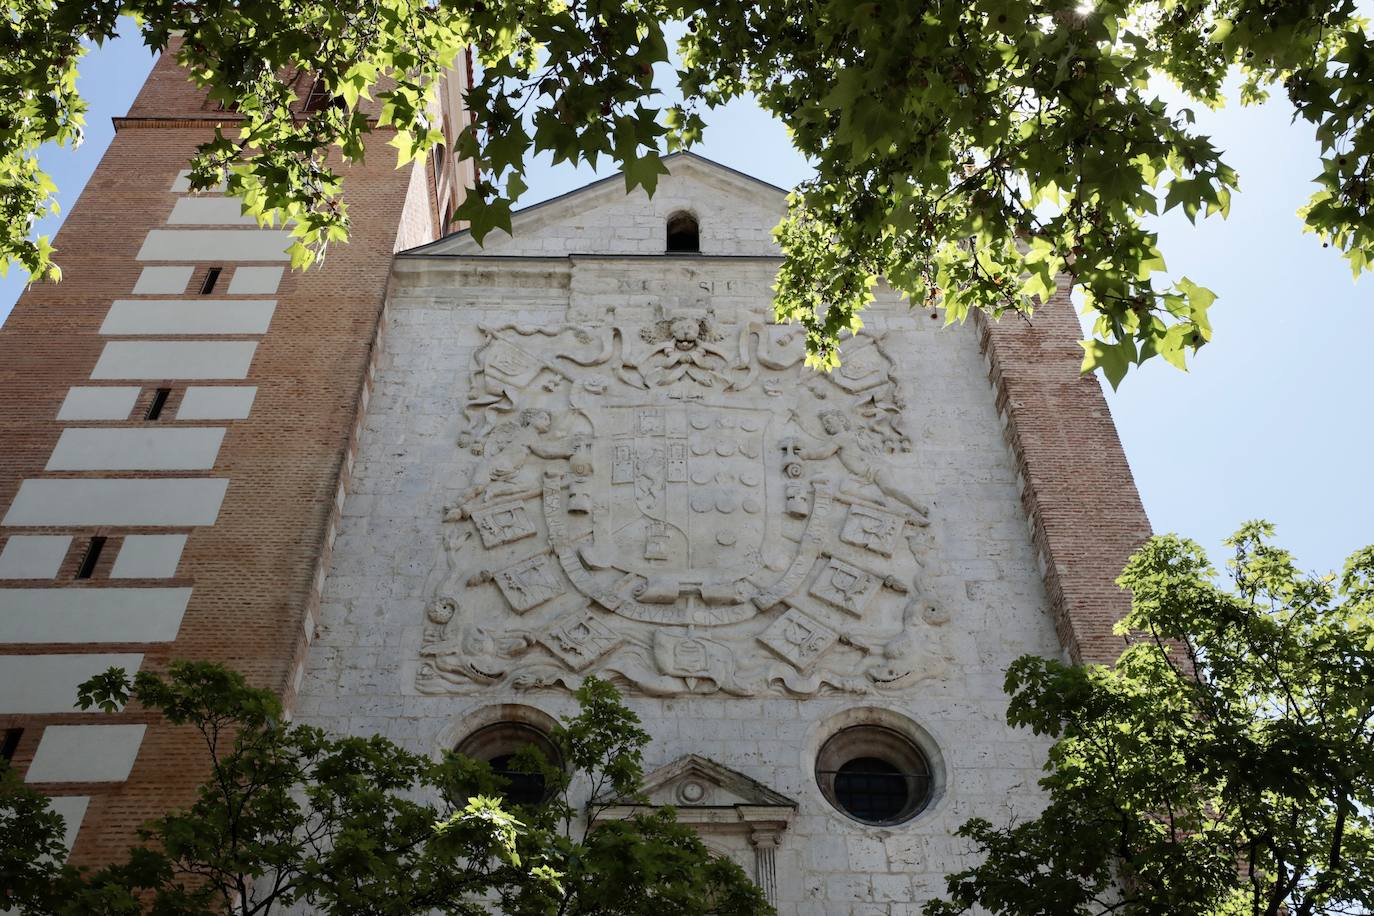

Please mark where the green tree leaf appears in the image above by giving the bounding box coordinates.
[924,524,1374,916]
[7,665,773,915]
[2,0,1370,385]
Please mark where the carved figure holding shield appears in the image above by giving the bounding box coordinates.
[447,408,575,518]
[784,409,929,522]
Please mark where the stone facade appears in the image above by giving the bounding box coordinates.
[292,155,1119,913]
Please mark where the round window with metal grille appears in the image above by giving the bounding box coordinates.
[816,725,932,826]
[456,722,561,808]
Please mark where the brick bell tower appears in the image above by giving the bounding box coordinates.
[0,47,473,864]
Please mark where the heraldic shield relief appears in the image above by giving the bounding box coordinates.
[417,305,953,697]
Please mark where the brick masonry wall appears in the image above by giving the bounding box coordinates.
[0,45,455,865]
[977,294,1153,665]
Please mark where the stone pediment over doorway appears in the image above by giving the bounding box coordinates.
[596,752,797,820]
[594,754,796,904]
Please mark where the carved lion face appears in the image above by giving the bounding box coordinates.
[670,317,702,349]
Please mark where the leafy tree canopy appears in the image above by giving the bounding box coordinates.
[924,523,1374,916]
[0,663,770,915]
[2,1,1371,381]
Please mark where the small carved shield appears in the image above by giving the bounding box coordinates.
[565,401,801,626]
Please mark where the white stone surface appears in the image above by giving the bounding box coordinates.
[26,725,146,783]
[91,340,257,379]
[46,427,225,471]
[56,386,140,421]
[2,479,229,527]
[99,299,276,335]
[137,229,290,262]
[0,536,71,579]
[0,587,192,642]
[132,266,194,294]
[176,386,257,420]
[47,795,90,854]
[170,170,226,193]
[110,535,187,579]
[0,654,142,713]
[228,266,285,294]
[299,157,1065,914]
[167,197,257,225]
[423,154,785,259]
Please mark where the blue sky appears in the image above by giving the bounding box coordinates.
[2,35,1369,579]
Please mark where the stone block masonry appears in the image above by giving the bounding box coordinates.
[293,155,1149,914]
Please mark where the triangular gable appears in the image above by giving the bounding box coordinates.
[591,754,794,905]
[594,753,797,812]
[405,152,789,258]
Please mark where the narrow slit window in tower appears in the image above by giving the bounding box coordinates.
[304,77,332,112]
[75,536,107,580]
[1,728,21,762]
[145,387,171,421]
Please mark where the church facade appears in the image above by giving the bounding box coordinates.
[292,153,1152,912]
[0,51,1151,915]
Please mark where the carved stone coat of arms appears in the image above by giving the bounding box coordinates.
[417,304,951,697]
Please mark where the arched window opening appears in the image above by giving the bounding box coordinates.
[666,211,700,252]
[486,753,548,807]
[456,721,561,807]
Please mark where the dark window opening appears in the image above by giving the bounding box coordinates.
[75,536,107,580]
[145,388,171,421]
[488,753,548,807]
[456,721,561,808]
[200,267,222,295]
[303,77,344,113]
[816,723,933,826]
[666,212,700,252]
[832,757,913,823]
[1,728,21,762]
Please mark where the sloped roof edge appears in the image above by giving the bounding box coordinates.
[403,151,789,257]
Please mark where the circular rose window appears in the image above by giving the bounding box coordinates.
[816,724,933,826]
